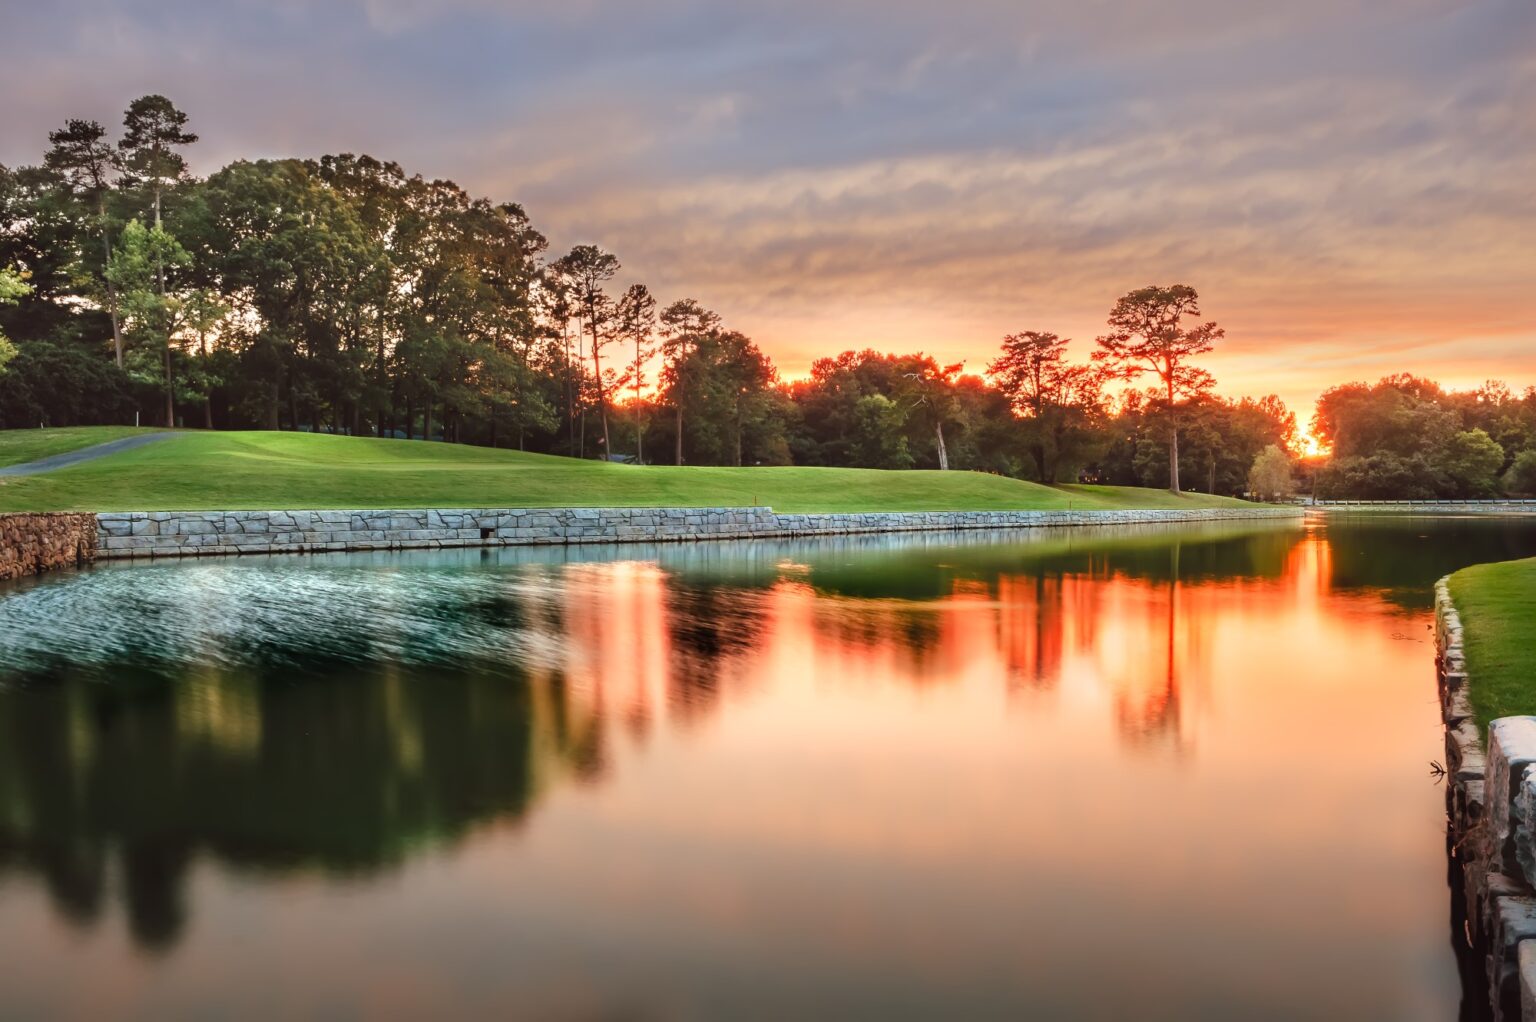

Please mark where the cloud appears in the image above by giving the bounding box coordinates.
[1,0,1532,413]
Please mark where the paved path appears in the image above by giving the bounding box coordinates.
[0,432,180,477]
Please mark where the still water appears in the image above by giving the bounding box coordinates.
[2,516,1535,1020]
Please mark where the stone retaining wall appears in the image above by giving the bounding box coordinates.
[95,505,1302,559]
[1322,502,1536,514]
[0,512,98,581]
[1437,580,1536,1021]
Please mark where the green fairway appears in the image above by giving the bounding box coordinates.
[1449,558,1536,723]
[0,427,1262,514]
[0,426,166,468]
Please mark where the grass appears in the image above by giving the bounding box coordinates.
[1448,558,1536,723]
[0,427,1264,514]
[0,426,166,468]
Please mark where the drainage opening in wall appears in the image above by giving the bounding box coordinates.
[480,528,493,540]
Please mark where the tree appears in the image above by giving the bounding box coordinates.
[552,245,620,458]
[896,355,965,470]
[658,298,721,464]
[616,283,656,461]
[200,159,379,431]
[0,266,29,375]
[180,289,230,428]
[1440,428,1504,498]
[1312,375,1456,460]
[1247,444,1294,501]
[44,119,126,366]
[1504,450,1536,496]
[119,95,197,230]
[850,394,913,469]
[1094,285,1221,494]
[107,219,192,426]
[989,332,1106,482]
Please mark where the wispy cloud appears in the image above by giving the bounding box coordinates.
[2,0,1531,411]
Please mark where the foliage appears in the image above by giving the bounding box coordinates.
[988,331,1106,482]
[1093,285,1221,494]
[5,93,1536,501]
[1441,429,1505,498]
[1247,444,1294,501]
[850,394,914,469]
[1313,376,1532,499]
[0,266,29,374]
[1505,450,1536,497]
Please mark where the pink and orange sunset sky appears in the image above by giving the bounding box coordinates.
[4,0,1533,428]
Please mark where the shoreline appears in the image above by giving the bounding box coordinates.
[1436,579,1536,1021]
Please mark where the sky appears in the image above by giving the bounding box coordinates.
[3,0,1533,425]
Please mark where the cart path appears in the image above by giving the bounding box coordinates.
[0,432,180,477]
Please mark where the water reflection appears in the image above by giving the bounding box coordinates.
[1,517,1535,1018]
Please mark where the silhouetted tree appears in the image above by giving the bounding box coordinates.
[1094,285,1221,494]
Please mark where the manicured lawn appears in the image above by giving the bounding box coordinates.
[0,426,165,468]
[1448,558,1536,724]
[0,427,1263,514]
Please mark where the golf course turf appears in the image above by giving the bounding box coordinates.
[1448,557,1536,724]
[0,427,1263,514]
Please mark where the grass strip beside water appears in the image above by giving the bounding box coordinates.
[1448,557,1536,724]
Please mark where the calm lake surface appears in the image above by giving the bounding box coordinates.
[3,515,1536,1020]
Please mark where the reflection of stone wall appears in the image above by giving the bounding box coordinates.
[96,505,1303,559]
[1436,580,1536,1022]
[0,512,97,580]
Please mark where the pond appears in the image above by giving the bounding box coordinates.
[2,515,1535,1020]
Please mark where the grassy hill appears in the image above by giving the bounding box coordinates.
[0,427,1262,514]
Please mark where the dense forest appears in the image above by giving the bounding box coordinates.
[2,95,1533,499]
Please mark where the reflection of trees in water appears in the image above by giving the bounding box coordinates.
[1322,517,1536,607]
[0,665,601,952]
[662,583,774,725]
[797,521,1304,600]
[0,520,1355,953]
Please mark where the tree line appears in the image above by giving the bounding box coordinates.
[1309,376,1536,499]
[4,95,1529,499]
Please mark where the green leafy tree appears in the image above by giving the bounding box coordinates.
[658,299,721,464]
[1094,285,1222,494]
[895,355,965,470]
[118,95,197,230]
[850,394,913,469]
[1440,428,1504,498]
[107,219,192,425]
[1248,444,1294,501]
[181,289,230,428]
[989,332,1106,482]
[552,245,620,458]
[201,159,379,430]
[0,266,30,374]
[1504,450,1536,496]
[44,119,126,365]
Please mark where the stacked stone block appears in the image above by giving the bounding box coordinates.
[1437,578,1536,1021]
[95,505,1303,559]
[0,512,97,581]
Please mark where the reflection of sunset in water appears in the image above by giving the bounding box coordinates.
[547,530,1351,768]
[2,519,1535,1019]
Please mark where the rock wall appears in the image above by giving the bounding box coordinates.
[1321,502,1536,514]
[95,505,1303,559]
[0,512,98,581]
[1437,579,1536,1022]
